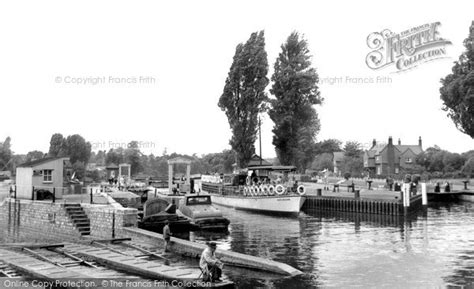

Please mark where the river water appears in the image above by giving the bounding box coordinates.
[1,196,473,288]
[191,201,474,288]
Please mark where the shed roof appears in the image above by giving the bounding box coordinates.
[18,157,69,168]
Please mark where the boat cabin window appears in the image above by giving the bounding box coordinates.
[186,196,211,205]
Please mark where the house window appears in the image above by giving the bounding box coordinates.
[43,170,52,182]
[376,156,381,162]
[395,167,399,174]
[377,166,382,175]
[406,158,412,163]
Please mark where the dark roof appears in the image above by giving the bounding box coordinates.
[396,145,423,155]
[18,157,68,168]
[366,142,423,158]
[247,165,297,171]
[247,154,272,167]
[368,143,388,157]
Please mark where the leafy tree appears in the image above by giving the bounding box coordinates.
[89,150,106,166]
[218,31,269,168]
[106,148,124,165]
[0,137,13,171]
[442,152,465,172]
[295,123,319,171]
[71,161,85,180]
[124,141,143,176]
[315,139,342,154]
[440,21,474,138]
[462,150,474,160]
[199,150,236,174]
[48,133,66,157]
[462,157,474,177]
[340,156,364,177]
[415,146,467,174]
[48,133,91,164]
[269,32,322,168]
[310,153,334,171]
[337,141,364,176]
[64,135,91,164]
[10,154,26,172]
[25,150,45,162]
[344,141,363,158]
[86,169,102,182]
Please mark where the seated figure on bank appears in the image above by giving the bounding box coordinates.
[200,242,223,282]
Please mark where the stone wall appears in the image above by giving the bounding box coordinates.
[0,198,138,242]
[81,204,138,239]
[0,198,82,242]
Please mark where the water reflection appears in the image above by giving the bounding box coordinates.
[202,203,473,288]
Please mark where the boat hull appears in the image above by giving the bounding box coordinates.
[209,194,305,216]
[138,218,196,233]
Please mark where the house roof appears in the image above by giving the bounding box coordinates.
[366,143,387,157]
[365,142,423,158]
[396,145,423,155]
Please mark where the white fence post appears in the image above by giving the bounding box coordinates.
[421,183,427,206]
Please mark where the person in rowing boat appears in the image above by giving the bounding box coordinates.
[200,241,223,282]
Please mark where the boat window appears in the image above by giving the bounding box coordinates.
[187,196,211,205]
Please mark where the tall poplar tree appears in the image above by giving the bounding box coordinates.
[218,31,269,168]
[440,21,474,138]
[269,32,322,170]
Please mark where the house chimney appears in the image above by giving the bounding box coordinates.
[388,136,393,145]
[418,136,422,149]
[398,138,401,145]
[372,139,376,147]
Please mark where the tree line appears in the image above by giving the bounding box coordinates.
[0,134,237,182]
[308,139,474,179]
[1,133,473,182]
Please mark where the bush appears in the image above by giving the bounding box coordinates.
[300,175,311,182]
[343,172,351,180]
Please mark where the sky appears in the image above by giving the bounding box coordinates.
[0,0,473,158]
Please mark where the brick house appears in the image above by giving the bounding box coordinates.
[364,137,423,176]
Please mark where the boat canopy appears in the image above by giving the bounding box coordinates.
[247,165,297,172]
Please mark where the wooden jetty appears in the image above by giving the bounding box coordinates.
[302,186,423,215]
[0,248,92,279]
[0,261,21,277]
[65,243,234,287]
[0,242,234,288]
